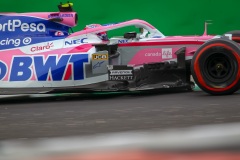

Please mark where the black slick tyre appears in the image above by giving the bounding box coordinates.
[191,38,240,95]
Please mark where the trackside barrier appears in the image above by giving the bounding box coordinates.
[0,123,240,160]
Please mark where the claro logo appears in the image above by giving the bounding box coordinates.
[31,42,54,52]
[0,20,46,32]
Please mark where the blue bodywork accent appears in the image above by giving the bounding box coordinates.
[10,57,32,81]
[6,54,89,82]
[34,55,70,81]
[0,15,70,50]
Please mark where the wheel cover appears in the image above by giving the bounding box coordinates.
[204,53,233,83]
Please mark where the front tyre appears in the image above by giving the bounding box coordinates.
[191,38,240,95]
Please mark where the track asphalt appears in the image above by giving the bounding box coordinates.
[0,90,240,140]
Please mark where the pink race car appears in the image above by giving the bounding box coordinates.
[0,2,239,95]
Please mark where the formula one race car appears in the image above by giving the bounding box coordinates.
[0,2,239,95]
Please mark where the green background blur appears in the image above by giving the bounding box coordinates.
[1,0,240,36]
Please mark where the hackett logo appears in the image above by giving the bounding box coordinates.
[0,20,46,32]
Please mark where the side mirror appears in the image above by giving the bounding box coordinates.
[124,32,137,39]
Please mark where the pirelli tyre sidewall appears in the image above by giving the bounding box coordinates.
[191,38,240,95]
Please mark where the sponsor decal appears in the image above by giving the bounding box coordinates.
[102,23,117,26]
[22,37,32,45]
[55,31,64,36]
[48,13,74,18]
[162,48,173,59]
[0,54,88,81]
[30,42,54,52]
[0,37,32,47]
[108,66,134,81]
[64,38,88,46]
[0,38,21,47]
[110,70,132,75]
[118,39,129,43]
[0,20,46,32]
[93,61,105,69]
[109,75,133,81]
[92,54,108,60]
[145,52,161,57]
[86,24,101,29]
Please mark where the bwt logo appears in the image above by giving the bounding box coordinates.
[0,54,89,81]
[0,20,46,32]
[92,54,108,60]
[65,38,87,46]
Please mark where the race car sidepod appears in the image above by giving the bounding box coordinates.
[107,47,193,92]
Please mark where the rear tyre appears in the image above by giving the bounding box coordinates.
[191,38,240,95]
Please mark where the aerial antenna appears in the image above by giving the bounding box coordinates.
[203,20,212,36]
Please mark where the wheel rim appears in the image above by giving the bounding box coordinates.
[203,52,235,84]
[207,54,231,79]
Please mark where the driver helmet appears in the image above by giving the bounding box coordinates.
[84,24,109,41]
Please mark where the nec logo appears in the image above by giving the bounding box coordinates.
[118,39,128,43]
[65,38,87,46]
[0,20,46,32]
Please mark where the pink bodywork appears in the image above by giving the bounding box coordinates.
[0,15,215,84]
[67,19,215,66]
[120,36,213,66]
